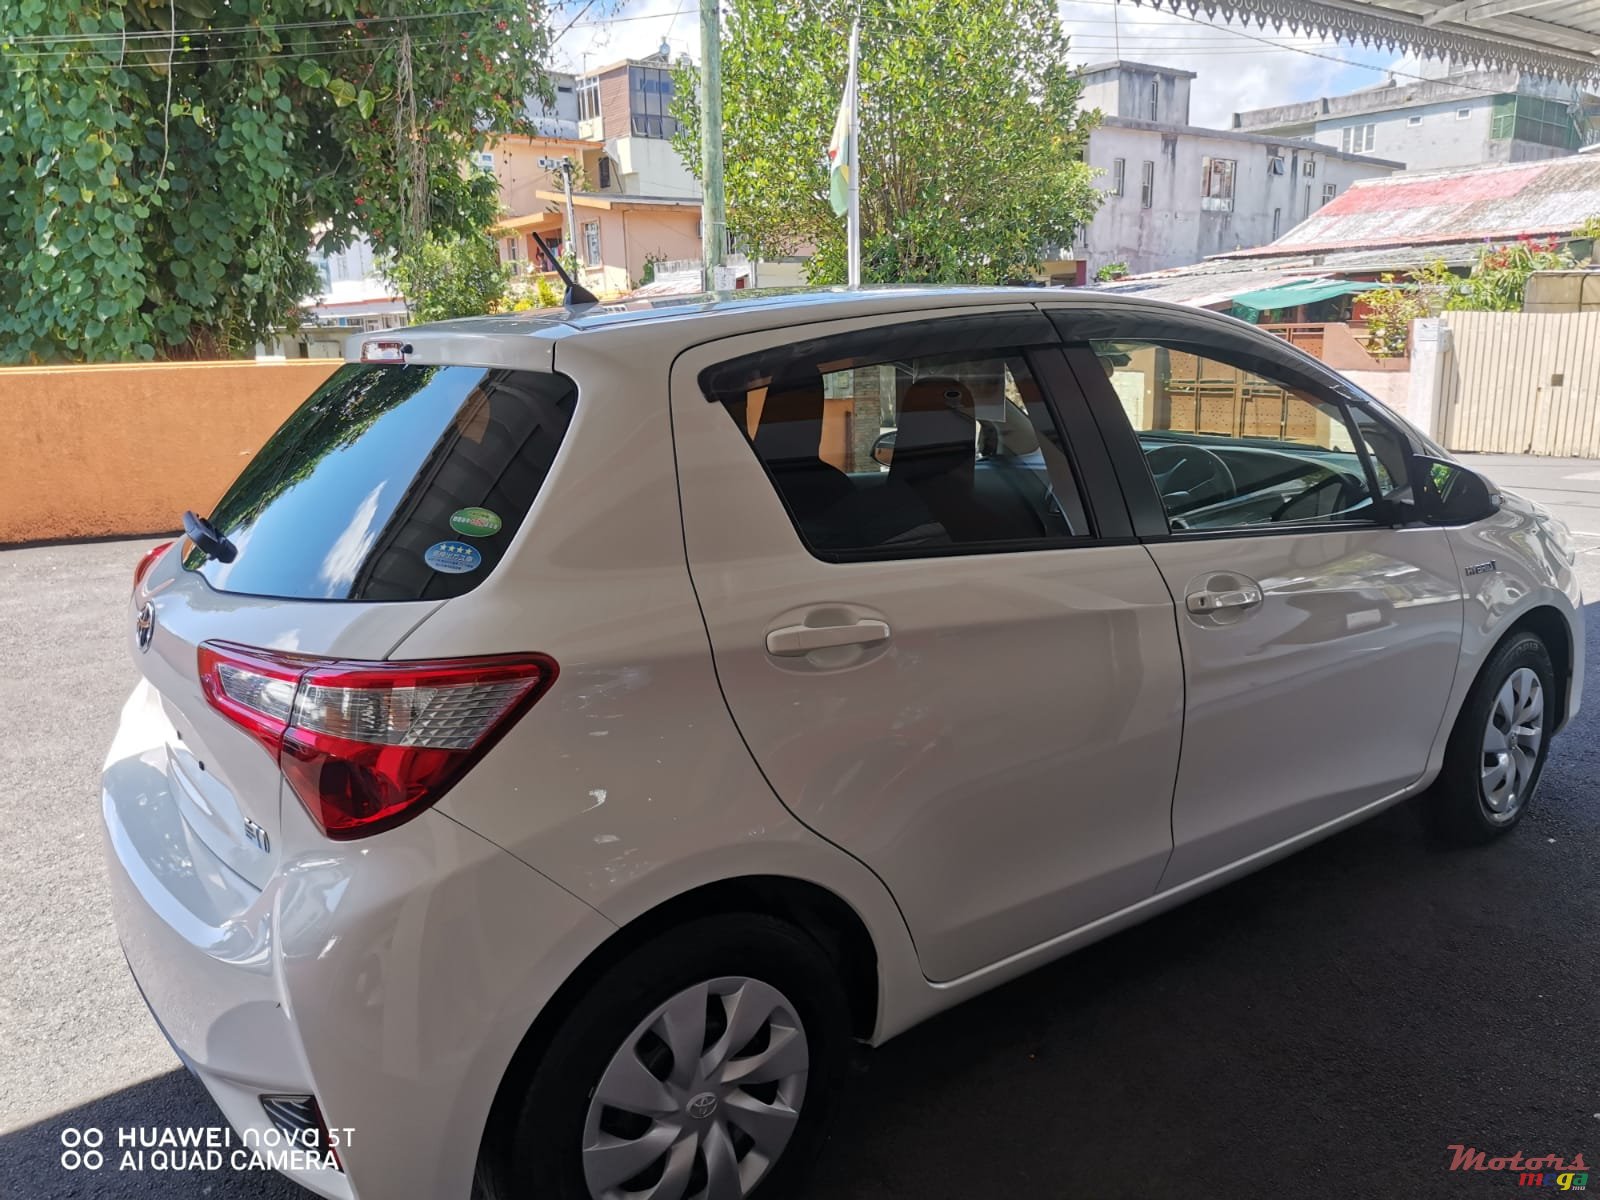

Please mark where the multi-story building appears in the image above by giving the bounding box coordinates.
[1232,69,1600,172]
[524,70,580,140]
[1075,62,1402,278]
[488,53,703,297]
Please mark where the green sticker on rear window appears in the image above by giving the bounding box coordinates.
[449,507,502,537]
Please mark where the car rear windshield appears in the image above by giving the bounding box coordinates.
[183,363,576,601]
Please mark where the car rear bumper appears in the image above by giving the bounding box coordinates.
[102,681,615,1200]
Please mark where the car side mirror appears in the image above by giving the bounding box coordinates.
[1412,454,1501,526]
[871,431,896,468]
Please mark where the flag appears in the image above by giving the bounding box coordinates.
[826,59,854,217]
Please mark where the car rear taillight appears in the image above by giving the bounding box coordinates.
[133,541,172,592]
[198,641,557,839]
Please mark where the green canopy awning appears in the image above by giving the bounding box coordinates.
[1230,278,1384,322]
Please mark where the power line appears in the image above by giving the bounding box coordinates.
[0,6,517,48]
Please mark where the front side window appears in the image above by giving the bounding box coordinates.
[1091,340,1379,532]
[701,320,1092,559]
[1201,157,1235,212]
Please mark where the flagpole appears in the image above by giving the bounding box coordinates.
[846,18,861,288]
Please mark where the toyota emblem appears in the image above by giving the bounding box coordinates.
[135,602,156,653]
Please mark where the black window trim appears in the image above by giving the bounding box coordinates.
[697,311,1137,565]
[1052,317,1396,543]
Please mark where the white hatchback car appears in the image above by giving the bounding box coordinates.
[105,288,1582,1200]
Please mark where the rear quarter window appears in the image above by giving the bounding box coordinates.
[184,364,576,601]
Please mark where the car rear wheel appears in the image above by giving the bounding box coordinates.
[1424,632,1554,844]
[481,914,850,1200]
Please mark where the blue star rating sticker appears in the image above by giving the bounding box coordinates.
[423,540,482,574]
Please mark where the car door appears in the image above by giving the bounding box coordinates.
[671,307,1184,983]
[1047,305,1465,887]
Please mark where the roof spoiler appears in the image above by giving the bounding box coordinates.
[530,231,600,308]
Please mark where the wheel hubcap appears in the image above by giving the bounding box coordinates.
[581,976,809,1200]
[1481,666,1543,821]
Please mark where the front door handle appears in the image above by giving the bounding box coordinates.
[765,619,892,657]
[1186,586,1262,614]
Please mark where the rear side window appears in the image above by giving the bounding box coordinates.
[184,364,575,600]
[699,315,1092,560]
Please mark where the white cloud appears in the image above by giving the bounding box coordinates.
[540,0,1398,129]
[547,0,698,74]
[1057,0,1389,127]
[318,482,385,597]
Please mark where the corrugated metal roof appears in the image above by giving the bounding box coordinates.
[1229,155,1600,257]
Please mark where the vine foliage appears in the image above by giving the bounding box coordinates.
[0,0,552,362]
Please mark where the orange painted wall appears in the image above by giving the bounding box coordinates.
[0,360,340,544]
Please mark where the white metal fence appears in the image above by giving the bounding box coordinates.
[1436,310,1600,456]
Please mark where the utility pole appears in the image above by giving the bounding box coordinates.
[560,157,579,272]
[846,19,861,288]
[699,0,727,291]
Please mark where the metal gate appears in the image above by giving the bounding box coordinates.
[1438,311,1600,456]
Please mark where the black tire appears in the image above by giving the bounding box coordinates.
[478,913,850,1200]
[1424,632,1555,845]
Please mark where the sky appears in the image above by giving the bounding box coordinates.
[543,0,1433,129]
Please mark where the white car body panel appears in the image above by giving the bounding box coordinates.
[1145,525,1465,886]
[666,313,1184,982]
[98,288,1584,1200]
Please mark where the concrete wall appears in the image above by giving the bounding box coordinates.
[1524,270,1600,313]
[1080,122,1394,275]
[1310,97,1495,170]
[609,136,700,198]
[1080,65,1193,125]
[578,203,702,295]
[0,360,339,544]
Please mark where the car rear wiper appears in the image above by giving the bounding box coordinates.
[182,511,238,563]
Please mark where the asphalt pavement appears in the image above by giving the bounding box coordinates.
[3,493,1599,1199]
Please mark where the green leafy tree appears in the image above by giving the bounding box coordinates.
[1361,274,1427,359]
[672,0,1100,285]
[0,1,552,363]
[386,233,509,322]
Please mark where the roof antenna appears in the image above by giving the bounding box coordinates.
[530,230,600,307]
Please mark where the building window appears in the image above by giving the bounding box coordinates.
[1407,114,1423,127]
[1272,207,1282,238]
[1268,155,1286,175]
[1340,123,1376,153]
[598,156,613,189]
[628,65,679,139]
[1457,107,1472,120]
[472,150,495,173]
[1491,95,1578,148]
[582,220,601,266]
[1200,156,1235,212]
[1303,160,1316,177]
[577,75,601,122]
[1322,182,1337,206]
[1110,157,1125,196]
[1148,79,1159,121]
[1140,160,1155,209]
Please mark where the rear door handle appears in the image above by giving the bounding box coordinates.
[1186,586,1262,614]
[765,619,892,657]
